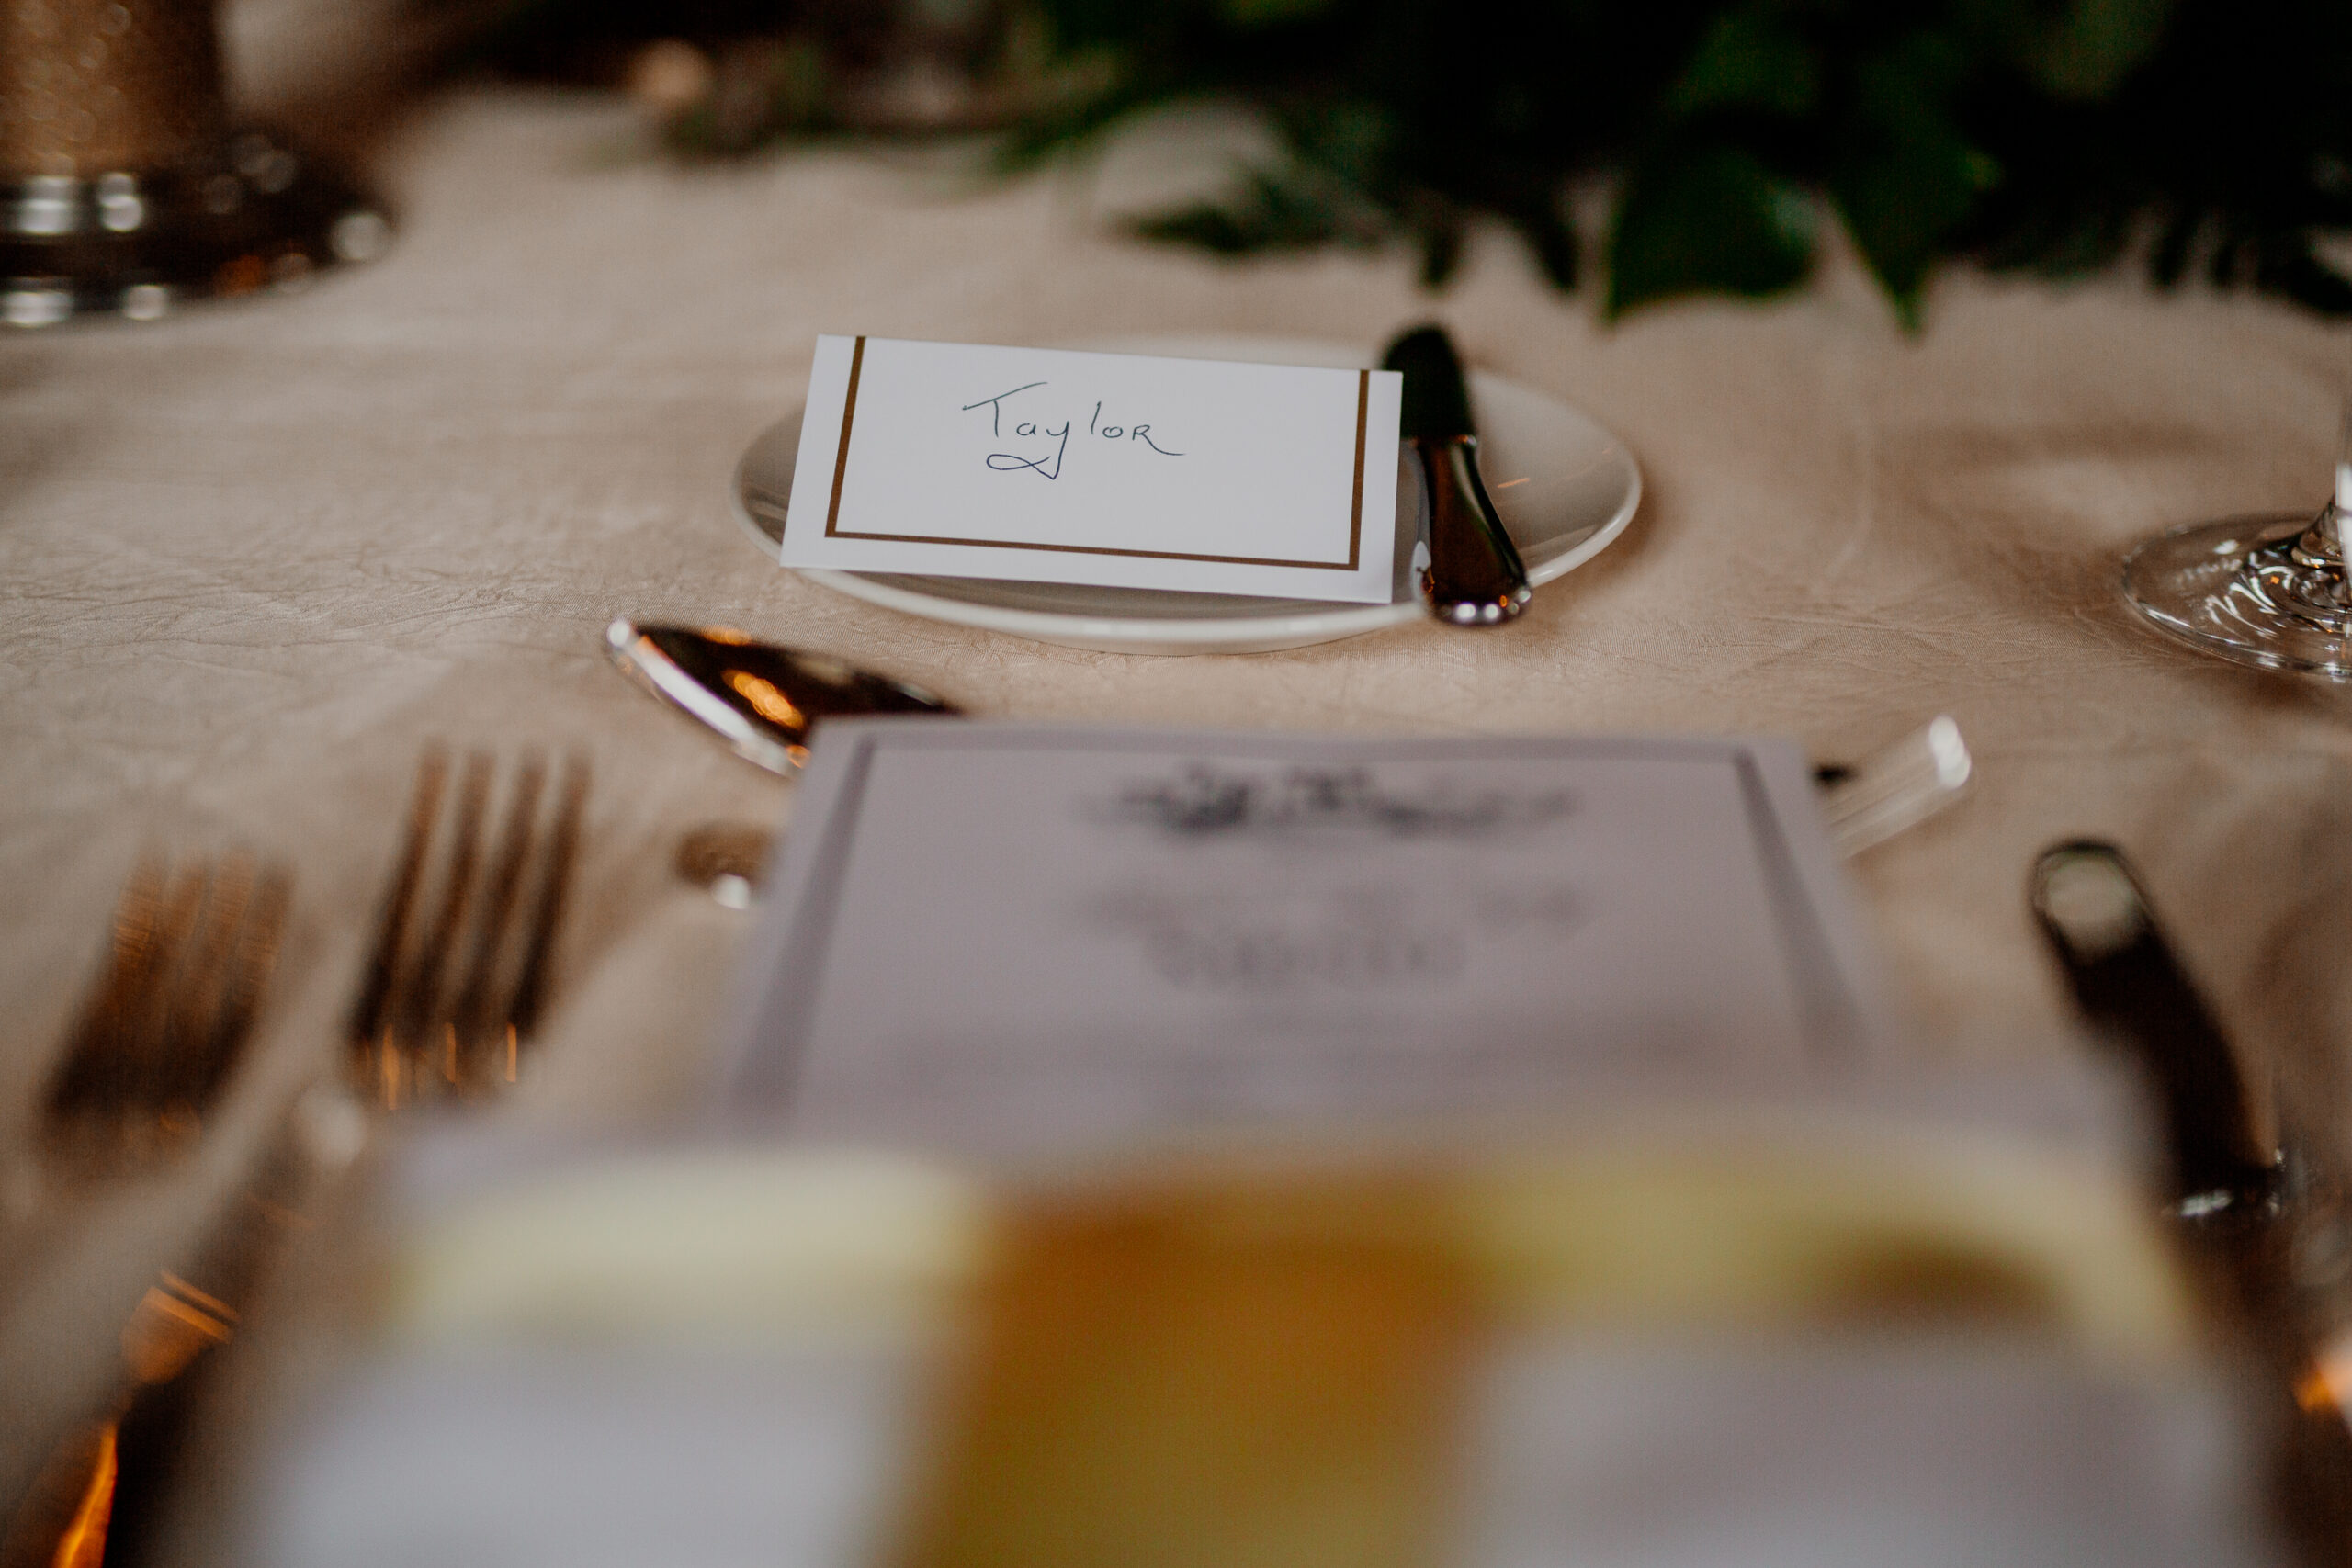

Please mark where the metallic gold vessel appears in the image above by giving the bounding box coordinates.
[0,0,389,326]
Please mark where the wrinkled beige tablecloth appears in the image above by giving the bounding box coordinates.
[11,16,2352,1523]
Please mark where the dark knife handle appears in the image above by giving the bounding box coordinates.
[1412,435,1532,626]
[2030,840,2278,1213]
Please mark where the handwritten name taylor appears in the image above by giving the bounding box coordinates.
[961,381,1183,480]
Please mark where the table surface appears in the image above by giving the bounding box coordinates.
[8,40,2352,1528]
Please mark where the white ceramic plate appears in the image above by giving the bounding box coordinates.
[731,335,1641,655]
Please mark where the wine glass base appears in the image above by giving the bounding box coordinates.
[2123,512,2352,678]
[0,130,390,329]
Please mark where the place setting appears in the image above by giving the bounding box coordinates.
[729,326,1639,653]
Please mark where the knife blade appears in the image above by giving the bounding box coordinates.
[1380,325,1532,626]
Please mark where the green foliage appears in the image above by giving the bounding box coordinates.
[1002,0,2352,325]
[461,0,2352,324]
[1607,142,1814,313]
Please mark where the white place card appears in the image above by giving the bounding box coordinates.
[718,723,1897,1156]
[777,337,1403,603]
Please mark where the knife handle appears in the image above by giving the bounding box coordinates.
[0,1087,364,1568]
[1411,436,1532,626]
[2030,840,2279,1213]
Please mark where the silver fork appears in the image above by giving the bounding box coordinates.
[1,855,290,1568]
[346,745,589,1110]
[41,852,291,1177]
[0,753,584,1568]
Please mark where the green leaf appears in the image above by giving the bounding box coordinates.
[1130,164,1385,255]
[1279,101,1396,189]
[2147,207,2200,288]
[1828,38,2001,327]
[1606,142,1815,317]
[2251,231,2352,316]
[1665,6,1822,119]
[1829,130,1997,326]
[2026,0,2177,100]
[988,52,1150,171]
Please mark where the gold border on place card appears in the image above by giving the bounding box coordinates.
[825,337,1370,573]
[825,333,869,536]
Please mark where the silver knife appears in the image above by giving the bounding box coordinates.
[1381,325,1532,626]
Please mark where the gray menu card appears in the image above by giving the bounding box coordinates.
[718,722,1895,1152]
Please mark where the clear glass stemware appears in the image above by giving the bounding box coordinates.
[2124,409,2352,677]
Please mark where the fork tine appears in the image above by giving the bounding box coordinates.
[502,754,589,1055]
[43,851,291,1170]
[46,854,167,1124]
[348,746,447,1063]
[396,752,491,1060]
[170,862,289,1121]
[447,753,547,1087]
[107,863,210,1136]
[350,746,591,1109]
[153,854,255,1121]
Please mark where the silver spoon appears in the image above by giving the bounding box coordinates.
[604,617,958,776]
